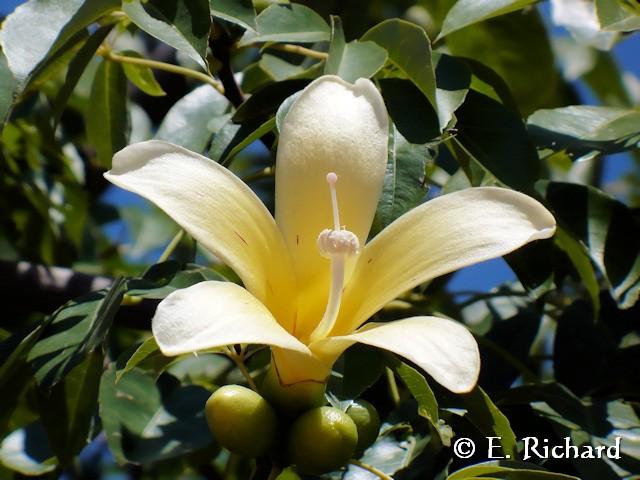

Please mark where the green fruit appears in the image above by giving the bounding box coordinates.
[261,363,326,414]
[287,406,358,475]
[346,399,381,454]
[205,385,278,458]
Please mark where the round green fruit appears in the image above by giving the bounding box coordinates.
[205,385,278,458]
[346,399,381,454]
[287,406,358,475]
[261,364,326,414]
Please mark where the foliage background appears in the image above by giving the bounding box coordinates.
[0,0,639,479]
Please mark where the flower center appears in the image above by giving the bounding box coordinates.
[309,173,359,343]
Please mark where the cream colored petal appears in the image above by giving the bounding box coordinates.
[335,187,556,335]
[275,75,389,339]
[152,281,310,356]
[105,140,296,328]
[313,316,480,393]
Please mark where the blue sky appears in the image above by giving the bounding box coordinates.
[2,0,638,292]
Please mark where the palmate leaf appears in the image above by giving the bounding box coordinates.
[540,181,640,309]
[327,345,386,402]
[126,261,226,300]
[324,16,387,84]
[86,59,130,168]
[501,383,640,480]
[0,0,119,85]
[36,352,103,466]
[123,0,211,70]
[155,84,230,153]
[342,424,425,480]
[99,367,213,464]
[454,90,540,194]
[443,7,559,117]
[120,51,166,97]
[596,0,640,32]
[27,277,126,387]
[0,0,119,129]
[527,106,640,156]
[239,3,330,46]
[447,461,579,480]
[362,19,437,109]
[51,24,113,126]
[0,49,18,128]
[460,387,518,459]
[372,124,432,232]
[438,0,539,39]
[210,0,257,32]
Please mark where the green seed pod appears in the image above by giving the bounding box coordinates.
[287,406,358,475]
[346,399,381,454]
[205,385,278,458]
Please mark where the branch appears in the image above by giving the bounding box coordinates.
[97,47,225,94]
[267,43,328,60]
[0,260,154,329]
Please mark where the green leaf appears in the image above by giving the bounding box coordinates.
[115,336,171,382]
[36,352,103,466]
[378,78,439,144]
[155,84,230,152]
[438,0,538,39]
[447,461,580,480]
[596,0,640,31]
[123,0,211,70]
[434,53,470,130]
[126,261,226,299]
[460,387,517,458]
[527,106,640,156]
[239,3,330,45]
[0,49,18,129]
[86,59,130,168]
[392,361,450,445]
[443,8,559,116]
[99,367,214,464]
[0,326,42,391]
[210,0,257,31]
[27,277,126,387]
[221,117,276,165]
[327,345,386,401]
[0,0,119,85]
[343,424,422,479]
[454,90,540,193]
[362,19,437,108]
[232,78,309,123]
[502,384,640,480]
[0,423,56,475]
[540,181,640,309]
[52,24,113,126]
[554,228,601,318]
[373,125,431,231]
[119,51,166,97]
[324,16,387,83]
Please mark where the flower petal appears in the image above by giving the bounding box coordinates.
[152,281,310,356]
[335,187,556,334]
[275,75,388,338]
[314,316,480,393]
[105,140,297,328]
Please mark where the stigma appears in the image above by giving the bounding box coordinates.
[309,173,358,343]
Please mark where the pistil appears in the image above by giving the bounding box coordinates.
[310,173,359,343]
